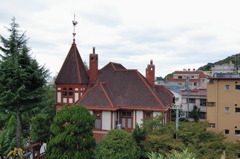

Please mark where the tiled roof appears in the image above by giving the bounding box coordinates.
[55,42,89,84]
[78,62,173,111]
[167,71,207,82]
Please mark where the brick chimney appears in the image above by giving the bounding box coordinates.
[89,47,98,83]
[146,60,155,87]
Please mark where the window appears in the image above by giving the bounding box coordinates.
[209,123,215,128]
[235,85,240,90]
[178,76,183,79]
[68,88,73,96]
[200,99,206,106]
[144,111,153,119]
[225,85,230,90]
[175,97,179,102]
[189,98,196,103]
[120,111,133,131]
[235,107,240,113]
[93,111,102,129]
[63,88,67,96]
[200,112,206,119]
[225,129,230,135]
[193,82,197,86]
[235,130,240,136]
[225,107,230,113]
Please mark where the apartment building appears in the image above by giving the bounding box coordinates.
[207,73,240,143]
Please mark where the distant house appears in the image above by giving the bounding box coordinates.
[181,88,207,121]
[211,61,240,76]
[55,41,174,141]
[167,69,208,90]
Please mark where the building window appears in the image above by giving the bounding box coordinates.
[120,111,133,130]
[225,107,230,113]
[63,88,67,96]
[178,76,182,79]
[225,85,230,90]
[93,111,102,129]
[235,107,240,113]
[235,85,240,90]
[200,99,206,106]
[193,82,197,86]
[175,97,179,102]
[209,123,215,128]
[235,130,240,136]
[144,111,153,119]
[189,98,196,103]
[225,129,229,135]
[200,112,206,119]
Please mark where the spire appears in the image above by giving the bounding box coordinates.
[72,14,78,42]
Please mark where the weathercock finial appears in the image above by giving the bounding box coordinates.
[72,14,78,42]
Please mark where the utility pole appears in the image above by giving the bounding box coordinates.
[171,105,181,138]
[185,75,190,119]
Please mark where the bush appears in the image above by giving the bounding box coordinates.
[94,129,140,159]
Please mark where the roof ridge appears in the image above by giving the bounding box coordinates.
[99,83,114,108]
[73,43,82,83]
[135,71,165,107]
[77,83,100,104]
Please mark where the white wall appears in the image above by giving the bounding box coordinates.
[136,110,143,126]
[153,111,161,117]
[102,111,111,130]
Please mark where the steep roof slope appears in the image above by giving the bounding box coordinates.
[55,42,88,84]
[78,62,173,111]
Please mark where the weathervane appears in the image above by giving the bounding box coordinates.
[72,14,78,42]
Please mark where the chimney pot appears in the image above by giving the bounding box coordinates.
[93,47,95,54]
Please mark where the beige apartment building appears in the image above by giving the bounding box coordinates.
[207,73,240,143]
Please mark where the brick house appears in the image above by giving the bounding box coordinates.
[55,41,174,141]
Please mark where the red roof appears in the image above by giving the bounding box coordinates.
[55,42,89,84]
[167,71,207,82]
[78,62,173,111]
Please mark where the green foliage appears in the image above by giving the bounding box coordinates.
[198,53,240,71]
[142,121,237,159]
[132,124,146,158]
[147,149,195,159]
[0,115,17,157]
[0,18,48,148]
[189,106,200,122]
[94,129,140,159]
[142,114,165,135]
[30,113,51,143]
[45,105,95,159]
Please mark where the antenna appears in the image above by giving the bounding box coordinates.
[72,14,78,42]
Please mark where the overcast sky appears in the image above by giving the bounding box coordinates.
[1,0,240,78]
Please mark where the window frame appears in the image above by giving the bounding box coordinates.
[235,85,240,90]
[225,129,230,135]
[235,130,240,136]
[93,111,102,130]
[225,85,230,90]
[225,107,230,113]
[235,107,240,113]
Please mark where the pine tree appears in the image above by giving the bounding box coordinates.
[0,18,48,148]
[45,105,96,159]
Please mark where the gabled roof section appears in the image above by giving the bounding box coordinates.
[78,82,115,108]
[55,42,89,84]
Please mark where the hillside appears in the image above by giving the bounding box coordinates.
[198,53,240,71]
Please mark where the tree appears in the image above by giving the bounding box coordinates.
[0,115,17,157]
[0,18,48,148]
[45,105,95,159]
[189,105,200,122]
[94,129,140,159]
[142,121,237,159]
[132,124,146,158]
[30,113,51,144]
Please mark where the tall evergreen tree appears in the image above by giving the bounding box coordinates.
[0,18,48,148]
